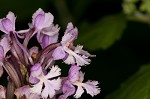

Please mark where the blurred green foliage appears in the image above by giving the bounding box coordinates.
[105,64,150,99]
[76,14,127,50]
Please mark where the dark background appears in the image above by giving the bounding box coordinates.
[0,0,150,99]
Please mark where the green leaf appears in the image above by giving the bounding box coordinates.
[105,64,150,99]
[76,14,127,50]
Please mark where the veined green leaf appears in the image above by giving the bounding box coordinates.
[105,64,150,99]
[76,14,127,50]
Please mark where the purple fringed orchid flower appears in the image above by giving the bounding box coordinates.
[59,65,100,99]
[29,63,62,98]
[32,8,54,32]
[52,23,95,66]
[0,8,100,99]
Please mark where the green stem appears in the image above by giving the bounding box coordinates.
[127,11,150,24]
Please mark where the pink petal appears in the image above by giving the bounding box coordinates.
[61,80,75,99]
[62,22,78,44]
[34,13,45,30]
[64,22,73,34]
[30,63,43,77]
[32,8,44,22]
[68,65,81,82]
[6,11,16,31]
[32,8,45,30]
[29,75,40,84]
[52,46,66,60]
[1,18,13,33]
[0,36,10,57]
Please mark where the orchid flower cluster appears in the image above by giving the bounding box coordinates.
[0,8,100,99]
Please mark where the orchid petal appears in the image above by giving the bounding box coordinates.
[61,23,78,44]
[0,36,10,57]
[31,81,43,95]
[42,12,54,28]
[46,65,61,79]
[68,65,81,82]
[14,85,30,98]
[74,85,84,98]
[52,46,66,60]
[30,64,62,99]
[61,80,75,99]
[41,78,61,98]
[83,81,100,97]
[64,47,90,66]
[6,11,16,31]
[1,18,13,33]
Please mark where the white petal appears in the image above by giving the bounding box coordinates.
[30,81,43,95]
[83,81,100,97]
[64,48,90,66]
[41,86,49,98]
[42,78,62,98]
[74,45,96,57]
[43,12,54,28]
[64,54,75,65]
[61,33,72,45]
[46,65,61,79]
[74,45,83,54]
[74,85,84,98]
[42,24,60,36]
[79,71,85,82]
